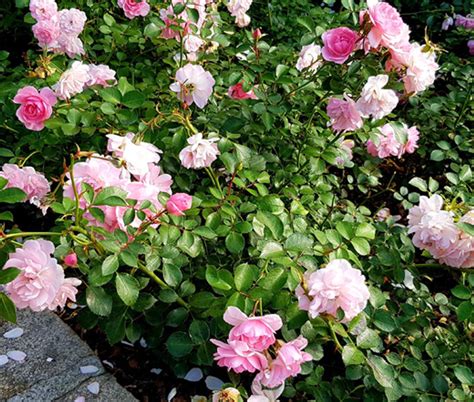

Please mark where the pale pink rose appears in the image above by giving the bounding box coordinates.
[256,336,312,388]
[86,64,117,87]
[296,44,322,72]
[402,43,438,95]
[49,277,82,310]
[366,124,402,158]
[166,193,193,216]
[183,34,204,54]
[321,27,359,64]
[223,306,282,352]
[118,0,150,19]
[407,194,444,227]
[179,133,220,169]
[227,0,252,18]
[170,64,215,108]
[296,259,370,322]
[56,35,85,58]
[441,17,454,31]
[335,139,355,167]
[106,133,161,177]
[469,40,474,55]
[53,61,90,100]
[4,240,64,312]
[0,164,50,208]
[228,82,258,100]
[136,164,173,194]
[455,15,474,30]
[29,0,58,21]
[249,379,284,402]
[356,75,398,120]
[13,86,57,131]
[210,339,268,373]
[58,8,87,35]
[327,95,363,133]
[64,253,78,267]
[235,12,251,28]
[363,1,410,51]
[401,125,419,154]
[159,5,191,40]
[32,19,60,48]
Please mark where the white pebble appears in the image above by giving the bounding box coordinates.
[87,382,100,395]
[150,368,162,375]
[80,365,100,374]
[74,396,86,402]
[3,328,24,339]
[0,355,8,366]
[7,351,26,362]
[46,357,53,363]
[184,367,203,382]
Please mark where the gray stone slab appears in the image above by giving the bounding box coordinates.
[0,309,137,402]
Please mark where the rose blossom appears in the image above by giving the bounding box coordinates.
[469,40,474,56]
[407,194,444,227]
[4,240,64,312]
[321,27,358,64]
[0,164,50,209]
[228,82,258,100]
[56,35,85,58]
[49,277,82,310]
[86,64,117,87]
[327,95,363,133]
[32,19,60,48]
[402,43,439,95]
[64,253,78,267]
[228,0,252,27]
[362,0,410,51]
[107,133,162,176]
[212,388,241,402]
[29,0,58,21]
[296,44,322,72]
[356,75,398,120]
[295,259,370,322]
[170,63,215,108]
[210,339,268,373]
[335,139,355,167]
[166,193,193,216]
[441,17,454,31]
[58,8,87,35]
[53,61,90,100]
[455,15,474,30]
[366,123,419,159]
[255,336,312,388]
[13,86,57,131]
[224,306,282,352]
[118,0,150,19]
[179,133,220,169]
[249,380,284,402]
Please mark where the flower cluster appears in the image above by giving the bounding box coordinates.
[30,0,87,58]
[54,61,117,100]
[0,164,50,212]
[408,195,474,268]
[3,240,81,312]
[295,259,370,323]
[118,0,150,19]
[227,0,253,28]
[211,307,312,393]
[366,123,419,159]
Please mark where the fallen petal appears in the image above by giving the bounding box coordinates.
[3,328,24,339]
[184,367,203,382]
[205,376,224,391]
[87,382,100,395]
[168,387,177,401]
[7,351,26,362]
[80,365,100,374]
[74,397,86,402]
[0,355,8,366]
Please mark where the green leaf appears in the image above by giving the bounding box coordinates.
[189,320,210,344]
[408,177,428,192]
[355,223,376,240]
[0,188,26,204]
[0,292,16,323]
[351,237,371,256]
[163,264,183,287]
[367,354,395,388]
[342,345,365,366]
[225,232,245,254]
[234,263,258,291]
[102,255,119,276]
[116,273,140,306]
[458,222,474,237]
[451,285,471,300]
[86,286,113,316]
[100,88,122,104]
[285,233,314,252]
[0,211,13,221]
[454,366,473,385]
[94,187,128,206]
[457,301,472,321]
[0,268,21,284]
[205,266,233,291]
[122,91,145,109]
[336,221,355,240]
[256,211,283,239]
[373,310,397,332]
[260,241,285,259]
[166,331,193,358]
[357,328,381,350]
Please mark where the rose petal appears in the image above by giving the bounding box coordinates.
[0,355,8,366]
[87,382,100,395]
[205,376,224,391]
[3,328,24,339]
[167,387,177,401]
[7,350,26,362]
[184,368,203,382]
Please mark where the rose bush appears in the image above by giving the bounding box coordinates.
[0,0,473,400]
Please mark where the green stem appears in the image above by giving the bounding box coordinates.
[0,231,63,241]
[328,320,343,351]
[138,262,190,309]
[69,155,82,224]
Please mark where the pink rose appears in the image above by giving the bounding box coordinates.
[13,86,57,131]
[0,164,50,209]
[210,339,268,373]
[407,194,444,227]
[32,19,60,48]
[224,306,282,352]
[327,95,363,133]
[4,240,64,312]
[366,123,419,159]
[296,43,322,72]
[402,43,438,95]
[118,0,150,20]
[455,15,474,30]
[86,64,117,87]
[356,74,398,120]
[253,28,262,40]
[296,259,370,322]
[56,35,85,58]
[49,277,82,310]
[228,83,258,100]
[29,0,58,21]
[64,253,78,267]
[170,63,215,108]
[53,61,90,100]
[179,133,220,169]
[469,40,474,56]
[321,27,359,64]
[166,193,193,216]
[58,8,87,35]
